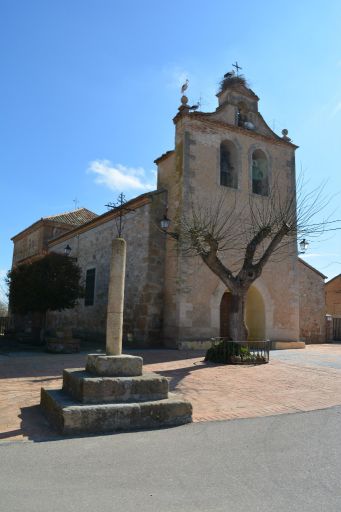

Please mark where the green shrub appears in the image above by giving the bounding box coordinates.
[205,340,251,364]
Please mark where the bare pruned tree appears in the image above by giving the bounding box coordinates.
[178,175,339,341]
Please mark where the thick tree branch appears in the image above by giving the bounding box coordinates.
[242,225,271,271]
[252,223,291,276]
[201,234,236,291]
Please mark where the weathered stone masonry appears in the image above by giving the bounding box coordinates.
[47,191,167,345]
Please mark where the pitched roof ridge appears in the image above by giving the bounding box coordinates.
[43,207,97,221]
[48,189,162,247]
[325,273,341,285]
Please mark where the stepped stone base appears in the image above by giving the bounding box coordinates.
[41,389,192,435]
[63,369,169,403]
[40,353,192,435]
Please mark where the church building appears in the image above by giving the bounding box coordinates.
[11,71,326,347]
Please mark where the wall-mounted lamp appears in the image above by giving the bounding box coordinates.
[298,239,309,255]
[64,244,72,257]
[160,214,171,230]
[159,214,178,240]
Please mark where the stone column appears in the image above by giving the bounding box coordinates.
[106,238,126,355]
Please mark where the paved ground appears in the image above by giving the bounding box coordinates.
[1,343,341,442]
[2,406,341,512]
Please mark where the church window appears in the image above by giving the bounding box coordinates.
[237,102,248,127]
[84,268,96,306]
[220,141,237,189]
[252,150,269,196]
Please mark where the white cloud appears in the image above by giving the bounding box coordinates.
[88,160,156,192]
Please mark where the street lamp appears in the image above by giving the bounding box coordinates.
[298,239,309,255]
[64,244,72,257]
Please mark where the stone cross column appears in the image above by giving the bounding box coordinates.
[106,238,126,355]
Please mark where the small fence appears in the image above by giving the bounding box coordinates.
[209,338,271,364]
[0,317,9,336]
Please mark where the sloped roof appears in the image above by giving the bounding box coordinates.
[43,208,97,226]
[12,208,98,241]
[325,274,341,287]
[48,190,164,248]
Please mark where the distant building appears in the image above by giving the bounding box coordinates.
[325,275,341,316]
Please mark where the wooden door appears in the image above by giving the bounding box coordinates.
[333,317,341,341]
[220,292,231,338]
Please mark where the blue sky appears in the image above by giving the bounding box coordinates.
[1,0,341,301]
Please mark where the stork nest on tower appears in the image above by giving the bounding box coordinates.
[219,72,248,93]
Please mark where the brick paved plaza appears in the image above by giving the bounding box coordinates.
[1,344,341,442]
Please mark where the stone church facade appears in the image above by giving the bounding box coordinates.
[11,73,327,347]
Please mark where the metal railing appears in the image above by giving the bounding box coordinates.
[208,338,270,364]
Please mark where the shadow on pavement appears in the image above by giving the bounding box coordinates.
[18,404,64,443]
[153,361,208,389]
[0,346,207,380]
[0,353,88,379]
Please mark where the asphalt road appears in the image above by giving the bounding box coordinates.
[1,406,341,512]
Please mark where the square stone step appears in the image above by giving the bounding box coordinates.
[40,388,192,435]
[86,354,143,377]
[63,369,169,404]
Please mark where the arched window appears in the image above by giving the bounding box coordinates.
[252,149,269,196]
[237,102,248,127]
[220,141,238,189]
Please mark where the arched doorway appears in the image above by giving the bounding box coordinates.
[220,292,232,338]
[245,286,265,340]
[219,287,266,340]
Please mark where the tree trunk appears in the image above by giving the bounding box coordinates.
[229,292,248,341]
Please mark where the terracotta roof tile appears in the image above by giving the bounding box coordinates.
[43,208,97,226]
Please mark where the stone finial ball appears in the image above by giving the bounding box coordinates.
[181,95,189,105]
[282,128,288,136]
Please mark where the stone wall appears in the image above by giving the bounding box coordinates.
[12,226,43,264]
[325,276,341,315]
[298,260,326,343]
[47,192,167,346]
[12,222,75,265]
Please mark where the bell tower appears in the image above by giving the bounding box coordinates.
[155,68,299,347]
